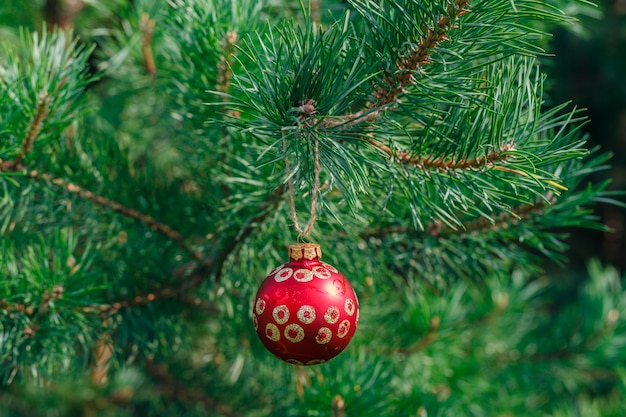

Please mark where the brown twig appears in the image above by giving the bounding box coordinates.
[140,13,157,78]
[36,171,203,259]
[0,160,202,261]
[310,0,321,25]
[44,0,85,30]
[216,31,238,95]
[12,93,49,168]
[91,333,113,385]
[331,395,345,417]
[366,139,514,172]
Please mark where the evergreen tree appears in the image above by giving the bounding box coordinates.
[1,1,625,416]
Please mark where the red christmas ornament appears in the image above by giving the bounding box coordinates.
[252,243,359,366]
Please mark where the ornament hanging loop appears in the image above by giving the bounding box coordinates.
[282,133,321,239]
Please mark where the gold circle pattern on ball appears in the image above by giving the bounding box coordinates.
[324,306,340,324]
[312,265,331,279]
[252,314,258,330]
[272,305,290,325]
[337,319,350,338]
[274,267,293,282]
[344,298,355,316]
[265,323,280,341]
[284,323,305,343]
[255,298,266,315]
[293,268,313,282]
[316,327,332,344]
[297,305,316,324]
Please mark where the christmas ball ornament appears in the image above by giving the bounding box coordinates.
[252,243,359,366]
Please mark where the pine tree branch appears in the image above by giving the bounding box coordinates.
[445,194,555,238]
[370,0,471,109]
[320,1,481,173]
[387,316,441,355]
[99,286,221,316]
[362,194,553,239]
[331,0,471,126]
[145,360,246,417]
[387,292,508,356]
[11,93,50,168]
[0,161,202,261]
[354,0,472,171]
[0,284,65,339]
[93,187,284,314]
[5,286,64,318]
[208,186,285,282]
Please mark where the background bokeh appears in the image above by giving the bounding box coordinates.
[547,0,626,277]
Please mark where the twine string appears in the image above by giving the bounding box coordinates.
[282,134,320,239]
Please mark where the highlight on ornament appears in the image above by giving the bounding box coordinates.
[252,243,359,366]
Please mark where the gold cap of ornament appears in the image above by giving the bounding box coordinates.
[289,243,322,261]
